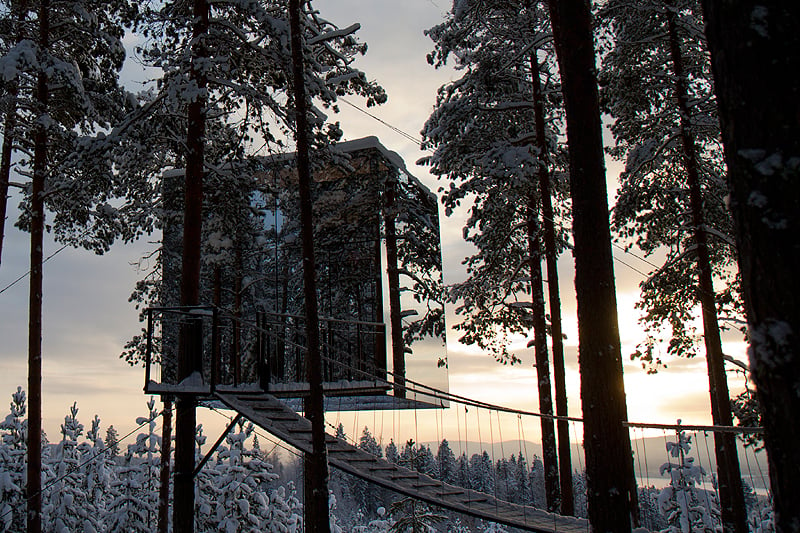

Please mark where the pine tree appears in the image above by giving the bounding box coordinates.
[600,0,741,367]
[105,425,120,458]
[600,3,748,529]
[0,2,140,528]
[106,400,161,532]
[0,0,32,267]
[423,0,571,511]
[80,415,115,533]
[354,427,386,518]
[199,421,281,532]
[385,440,399,464]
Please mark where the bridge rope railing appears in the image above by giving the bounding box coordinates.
[146,305,770,529]
[217,307,771,527]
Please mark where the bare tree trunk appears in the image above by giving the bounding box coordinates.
[174,0,209,531]
[545,1,638,530]
[157,396,173,533]
[26,2,48,531]
[527,197,561,512]
[288,1,330,530]
[664,5,747,531]
[701,3,800,531]
[530,51,573,516]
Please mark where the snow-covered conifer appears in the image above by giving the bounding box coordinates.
[43,403,91,532]
[106,400,162,532]
[0,387,27,531]
[657,430,719,532]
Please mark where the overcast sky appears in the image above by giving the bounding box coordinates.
[0,0,747,446]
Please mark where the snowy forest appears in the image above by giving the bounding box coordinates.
[0,388,771,531]
[0,0,797,532]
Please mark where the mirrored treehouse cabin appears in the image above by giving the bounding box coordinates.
[146,137,448,410]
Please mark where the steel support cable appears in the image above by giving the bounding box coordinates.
[693,430,716,519]
[752,448,770,501]
[632,427,645,500]
[515,414,530,526]
[213,307,762,433]
[488,408,499,517]
[641,427,650,488]
[741,446,766,519]
[464,405,471,509]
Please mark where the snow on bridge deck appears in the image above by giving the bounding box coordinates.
[214,392,590,533]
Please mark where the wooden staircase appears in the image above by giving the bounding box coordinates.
[214,392,590,533]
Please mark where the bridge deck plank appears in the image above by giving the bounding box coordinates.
[215,392,590,533]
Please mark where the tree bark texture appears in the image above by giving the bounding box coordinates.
[545,0,638,530]
[530,51,573,516]
[26,1,48,530]
[174,0,209,531]
[701,2,800,531]
[664,5,747,532]
[526,198,561,513]
[288,1,331,530]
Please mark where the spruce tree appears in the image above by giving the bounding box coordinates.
[0,387,27,531]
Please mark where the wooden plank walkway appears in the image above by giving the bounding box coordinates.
[214,392,590,533]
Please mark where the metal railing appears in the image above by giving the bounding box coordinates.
[143,305,388,395]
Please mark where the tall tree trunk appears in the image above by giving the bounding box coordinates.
[26,2,48,531]
[526,197,561,512]
[288,1,330,530]
[530,51,574,516]
[665,5,747,532]
[701,3,800,531]
[0,0,29,267]
[174,0,209,531]
[545,1,638,530]
[157,396,173,533]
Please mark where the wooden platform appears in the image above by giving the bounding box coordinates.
[214,392,590,533]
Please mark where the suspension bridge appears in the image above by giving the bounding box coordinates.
[143,305,769,532]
